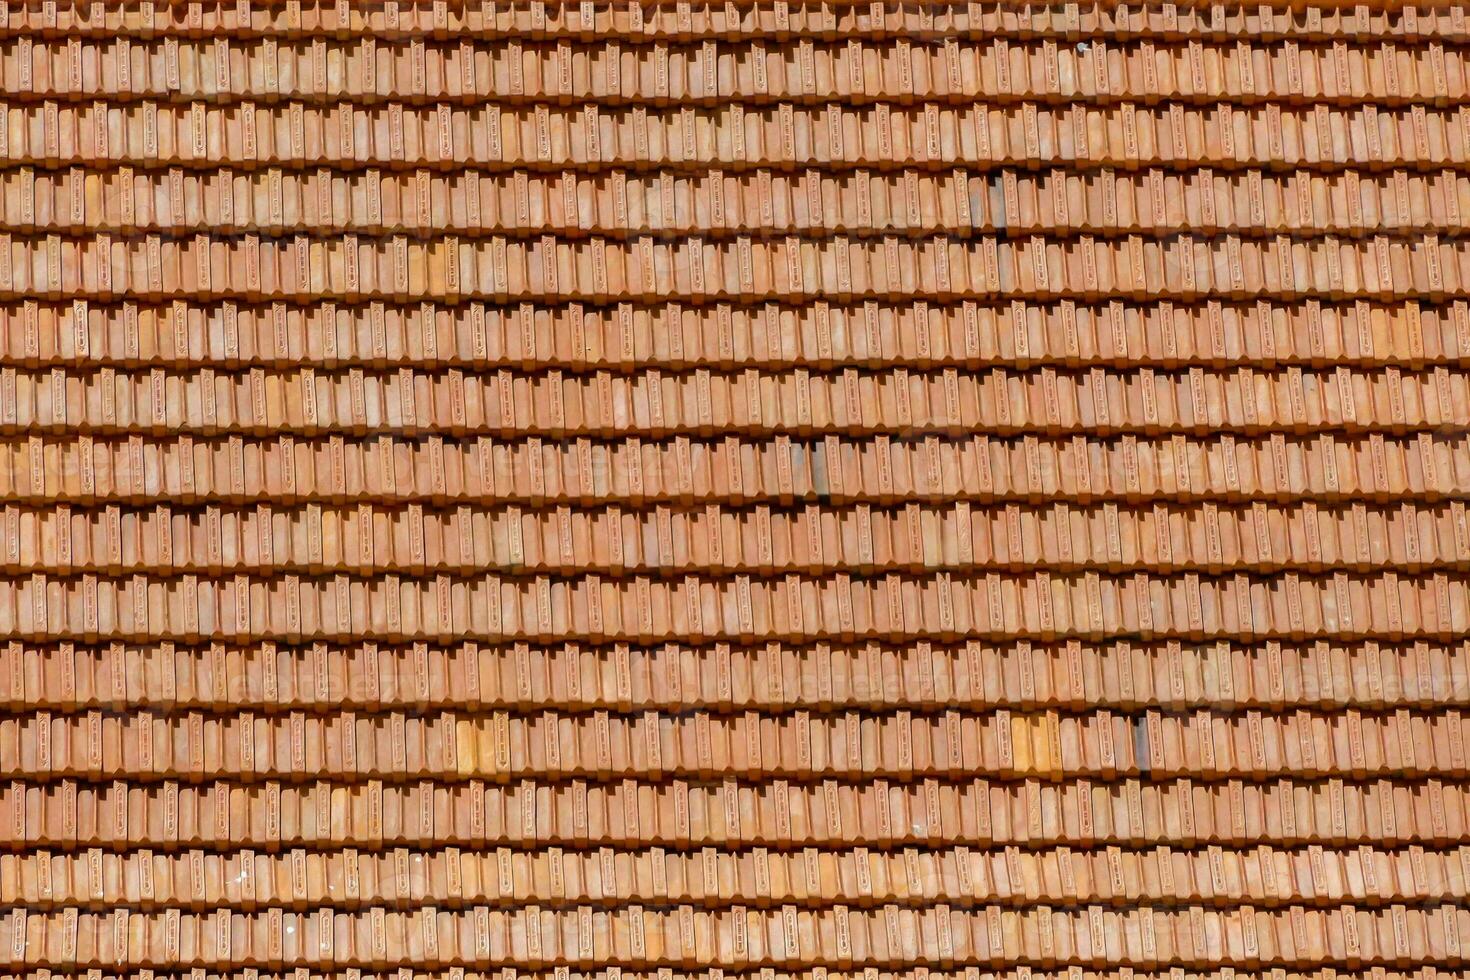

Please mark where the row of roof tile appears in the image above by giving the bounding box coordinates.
[0,431,1459,506]
[0,101,1463,169]
[6,703,1470,782]
[8,842,1470,911]
[2,231,1469,302]
[1,363,1461,437]
[0,35,1463,106]
[5,498,1465,578]
[4,774,1466,848]
[3,297,1460,370]
[0,901,1465,969]
[1,0,1462,44]
[7,166,1470,238]
[0,567,1463,642]
[2,637,1463,713]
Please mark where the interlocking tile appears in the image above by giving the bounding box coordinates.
[3,2,1469,980]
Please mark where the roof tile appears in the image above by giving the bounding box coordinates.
[4,3,1468,979]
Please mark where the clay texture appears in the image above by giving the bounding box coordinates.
[2,2,1469,979]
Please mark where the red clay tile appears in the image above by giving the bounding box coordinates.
[3,4,1468,980]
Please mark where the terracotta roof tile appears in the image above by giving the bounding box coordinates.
[4,2,1469,979]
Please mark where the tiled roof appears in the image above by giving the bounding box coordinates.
[3,1,1469,979]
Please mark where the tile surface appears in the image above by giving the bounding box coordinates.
[2,2,1470,979]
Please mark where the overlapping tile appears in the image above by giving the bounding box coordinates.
[2,2,1468,980]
